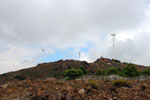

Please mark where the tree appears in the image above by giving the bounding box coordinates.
[123,64,140,77]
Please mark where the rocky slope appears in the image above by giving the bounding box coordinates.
[0,58,150,100]
[0,78,150,100]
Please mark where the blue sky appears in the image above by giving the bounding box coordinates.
[41,45,91,63]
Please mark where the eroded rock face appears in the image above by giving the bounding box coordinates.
[0,79,150,100]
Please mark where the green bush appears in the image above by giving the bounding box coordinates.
[87,80,99,89]
[14,75,26,80]
[112,79,131,88]
[80,66,87,74]
[116,68,125,77]
[96,70,102,76]
[123,64,140,77]
[117,71,125,77]
[141,69,150,76]
[102,69,107,75]
[104,67,119,75]
[63,68,83,80]
[102,65,140,77]
[112,59,121,63]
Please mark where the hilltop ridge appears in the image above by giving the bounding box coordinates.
[0,57,148,84]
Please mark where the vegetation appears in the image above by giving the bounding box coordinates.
[102,67,125,76]
[112,59,121,63]
[14,75,26,80]
[56,81,65,85]
[101,64,140,77]
[87,80,99,89]
[140,69,150,76]
[63,61,149,80]
[112,79,131,88]
[96,70,102,76]
[80,66,87,74]
[123,64,140,77]
[104,67,119,75]
[63,68,83,80]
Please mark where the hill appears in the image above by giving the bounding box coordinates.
[0,57,150,99]
[0,57,148,84]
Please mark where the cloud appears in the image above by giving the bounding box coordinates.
[0,0,149,74]
[0,43,42,73]
[0,0,146,46]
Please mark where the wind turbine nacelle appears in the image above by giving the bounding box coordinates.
[111,34,116,36]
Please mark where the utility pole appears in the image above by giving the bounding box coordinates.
[111,34,116,59]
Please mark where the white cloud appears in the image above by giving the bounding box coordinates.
[0,0,146,46]
[0,44,41,74]
[0,0,150,74]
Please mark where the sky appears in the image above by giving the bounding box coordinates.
[0,0,150,74]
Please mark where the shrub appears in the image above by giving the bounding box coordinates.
[112,59,121,63]
[123,64,140,77]
[116,68,125,77]
[141,69,150,76]
[14,75,26,80]
[112,79,131,88]
[105,67,119,75]
[96,70,102,76]
[123,62,128,65]
[103,67,126,77]
[63,68,83,80]
[102,69,107,75]
[87,80,99,89]
[117,71,125,77]
[80,66,87,74]
[56,81,65,85]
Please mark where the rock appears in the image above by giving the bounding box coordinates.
[137,75,148,81]
[107,63,112,65]
[107,75,121,80]
[46,78,56,81]
[78,89,85,94]
[66,86,72,91]
[37,88,42,96]
[0,84,9,89]
[108,97,113,100]
[113,97,117,100]
[140,84,147,91]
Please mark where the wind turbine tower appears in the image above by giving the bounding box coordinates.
[79,51,80,60]
[41,49,45,63]
[111,34,116,59]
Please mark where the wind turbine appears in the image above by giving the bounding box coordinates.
[111,34,116,59]
[41,49,45,63]
[79,51,80,60]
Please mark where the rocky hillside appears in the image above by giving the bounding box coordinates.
[0,57,148,84]
[0,78,150,100]
[0,57,150,100]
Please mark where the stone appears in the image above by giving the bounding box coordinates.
[78,89,85,94]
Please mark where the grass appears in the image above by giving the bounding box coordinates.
[87,80,99,89]
[112,79,131,88]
